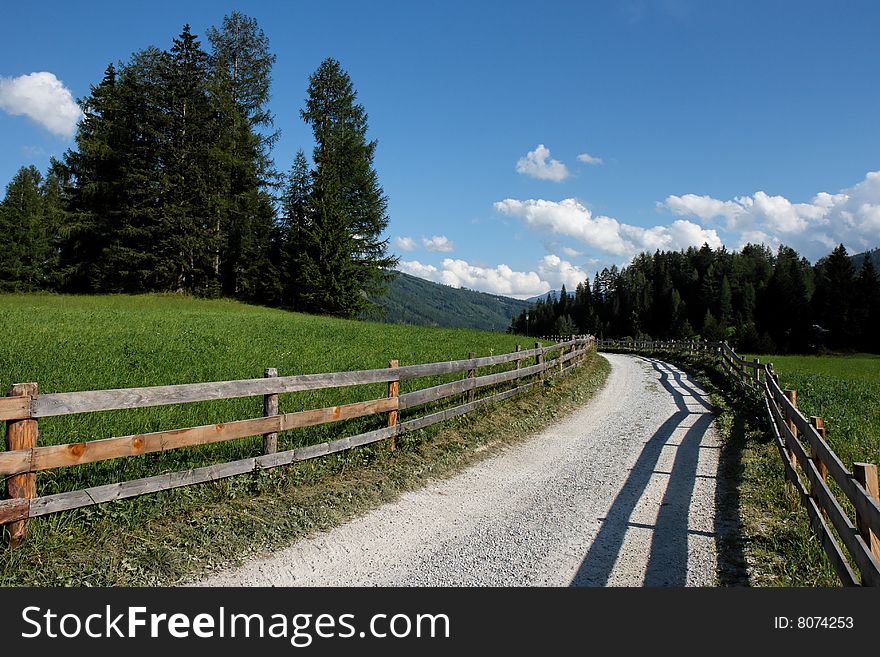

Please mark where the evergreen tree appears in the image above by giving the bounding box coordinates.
[61,63,125,291]
[555,314,575,338]
[38,157,69,288]
[701,309,722,342]
[296,158,358,315]
[0,166,50,290]
[279,150,311,307]
[853,257,880,351]
[160,25,219,294]
[813,244,855,349]
[207,12,279,301]
[298,58,397,317]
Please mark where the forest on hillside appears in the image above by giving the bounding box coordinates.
[0,12,396,318]
[510,243,880,354]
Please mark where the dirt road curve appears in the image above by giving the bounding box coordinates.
[194,353,728,587]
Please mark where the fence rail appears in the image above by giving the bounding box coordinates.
[1,336,595,548]
[598,338,880,587]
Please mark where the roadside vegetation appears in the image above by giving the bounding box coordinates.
[0,292,608,585]
[629,348,878,586]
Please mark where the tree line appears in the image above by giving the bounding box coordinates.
[509,243,880,354]
[0,12,396,318]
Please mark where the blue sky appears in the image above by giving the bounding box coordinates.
[2,1,879,298]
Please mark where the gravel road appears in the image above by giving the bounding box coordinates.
[194,353,727,587]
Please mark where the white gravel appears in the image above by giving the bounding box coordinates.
[193,353,723,587]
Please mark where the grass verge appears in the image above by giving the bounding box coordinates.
[0,352,609,586]
[609,349,838,586]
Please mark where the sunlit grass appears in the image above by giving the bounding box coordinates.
[0,292,607,585]
[0,292,546,496]
[744,353,880,468]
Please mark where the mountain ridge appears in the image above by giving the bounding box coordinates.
[370,271,529,332]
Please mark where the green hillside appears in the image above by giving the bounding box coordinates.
[371,271,530,331]
[851,247,880,272]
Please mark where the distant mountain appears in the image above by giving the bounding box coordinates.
[851,247,880,272]
[369,271,530,332]
[525,290,559,304]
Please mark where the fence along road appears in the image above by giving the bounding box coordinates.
[600,339,880,587]
[195,352,728,586]
[1,337,593,548]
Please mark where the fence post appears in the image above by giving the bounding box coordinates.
[515,344,522,370]
[387,359,399,451]
[261,369,279,455]
[535,342,544,381]
[783,389,798,470]
[808,416,828,516]
[559,338,564,374]
[4,382,37,549]
[753,358,760,386]
[467,352,476,403]
[853,463,880,562]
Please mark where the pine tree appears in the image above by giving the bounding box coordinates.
[298,58,397,317]
[853,257,880,351]
[61,63,125,291]
[39,157,69,288]
[207,12,279,301]
[279,150,311,307]
[0,166,48,290]
[296,158,358,315]
[812,244,855,349]
[159,25,219,294]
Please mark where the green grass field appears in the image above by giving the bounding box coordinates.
[0,293,608,585]
[736,352,880,586]
[0,293,545,496]
[745,353,880,467]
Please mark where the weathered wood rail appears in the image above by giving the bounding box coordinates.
[598,338,880,587]
[1,336,595,548]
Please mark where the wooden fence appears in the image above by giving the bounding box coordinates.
[0,336,595,548]
[598,338,880,587]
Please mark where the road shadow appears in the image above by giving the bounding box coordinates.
[570,357,723,586]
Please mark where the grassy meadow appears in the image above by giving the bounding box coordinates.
[0,293,609,585]
[0,292,542,496]
[746,353,880,468]
[737,352,880,586]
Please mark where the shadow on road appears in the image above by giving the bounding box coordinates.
[570,357,739,586]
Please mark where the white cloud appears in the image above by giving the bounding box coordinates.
[538,254,588,290]
[516,144,570,182]
[494,197,721,259]
[560,245,583,258]
[0,72,81,138]
[662,194,743,227]
[398,259,549,298]
[422,235,455,253]
[662,171,880,260]
[395,236,416,252]
[577,152,603,165]
[398,260,440,280]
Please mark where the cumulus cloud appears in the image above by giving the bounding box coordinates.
[538,254,588,290]
[576,152,603,165]
[560,245,584,258]
[662,171,880,260]
[516,144,570,182]
[421,235,454,253]
[494,197,721,259]
[395,236,416,251]
[398,260,440,280]
[399,259,549,298]
[0,72,81,138]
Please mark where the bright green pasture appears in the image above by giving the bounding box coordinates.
[0,293,537,496]
[746,353,880,469]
